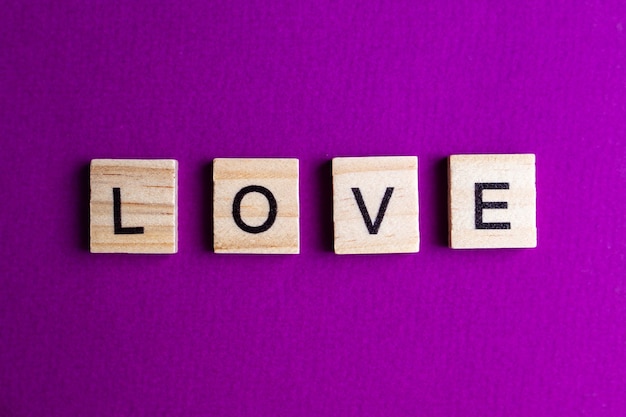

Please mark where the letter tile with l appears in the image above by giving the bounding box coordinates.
[90,159,178,254]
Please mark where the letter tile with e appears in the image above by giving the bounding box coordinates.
[213,158,300,254]
[448,154,537,249]
[332,156,419,254]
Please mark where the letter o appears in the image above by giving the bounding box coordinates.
[232,185,278,234]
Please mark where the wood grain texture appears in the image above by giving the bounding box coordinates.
[90,159,178,254]
[448,154,536,249]
[213,158,299,254]
[332,156,419,254]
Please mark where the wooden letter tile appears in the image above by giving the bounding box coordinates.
[448,154,536,249]
[90,159,178,254]
[213,158,299,254]
[332,156,419,254]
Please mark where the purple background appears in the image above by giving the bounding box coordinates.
[2,1,626,416]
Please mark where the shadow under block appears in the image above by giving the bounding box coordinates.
[90,159,178,254]
[213,158,300,254]
[448,154,536,249]
[332,156,419,254]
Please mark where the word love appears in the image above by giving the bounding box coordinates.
[89,155,537,255]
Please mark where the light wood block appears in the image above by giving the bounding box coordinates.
[448,154,536,249]
[213,158,299,254]
[332,156,419,254]
[90,159,178,254]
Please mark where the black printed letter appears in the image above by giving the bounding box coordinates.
[475,183,511,230]
[232,185,277,234]
[351,187,394,234]
[113,188,144,234]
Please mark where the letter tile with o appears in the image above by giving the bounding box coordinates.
[213,158,300,254]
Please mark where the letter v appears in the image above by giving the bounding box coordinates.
[351,187,394,234]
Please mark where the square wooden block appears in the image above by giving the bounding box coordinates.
[448,154,536,249]
[213,158,300,254]
[332,156,419,254]
[90,159,178,254]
